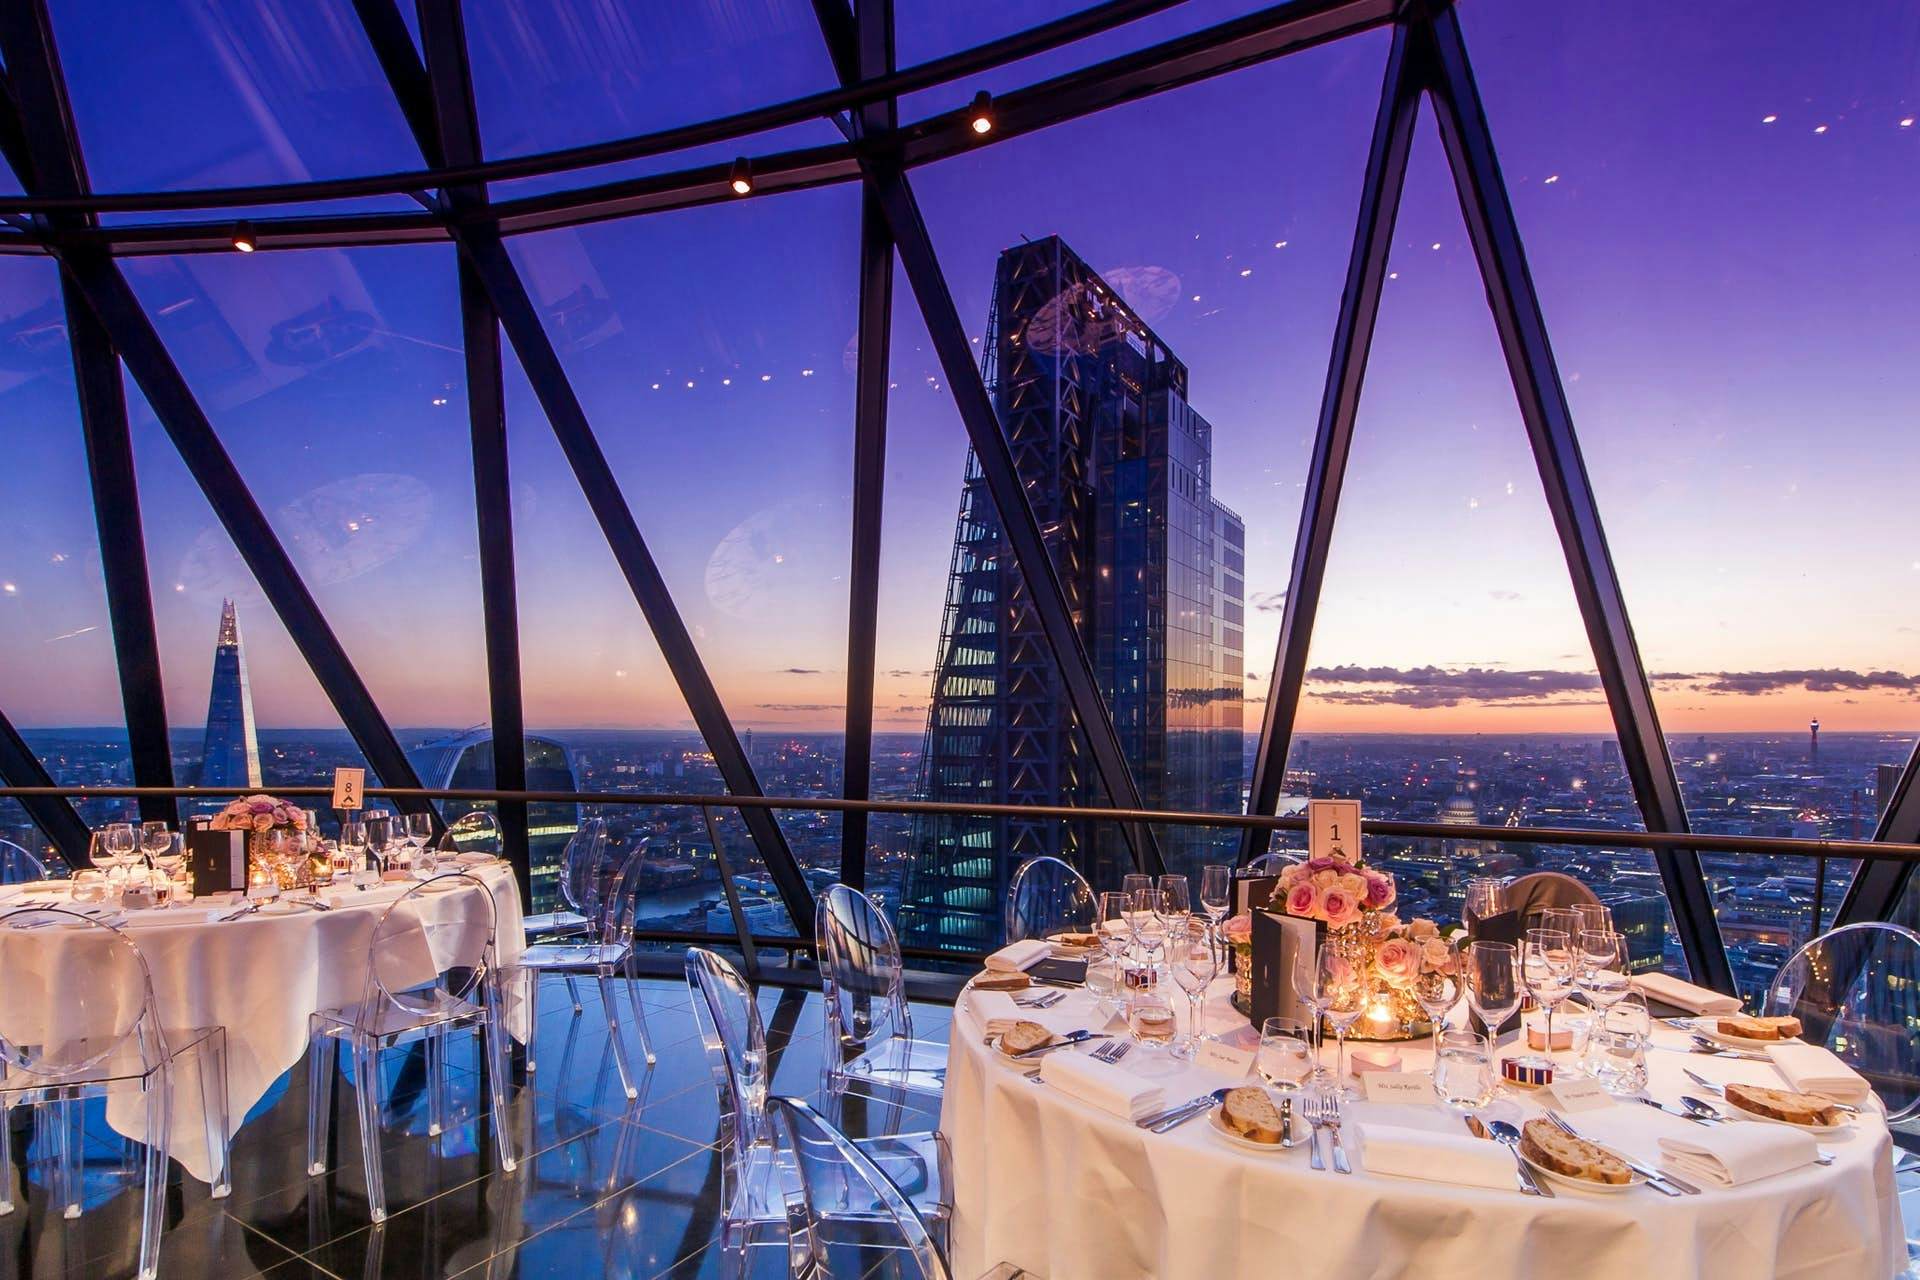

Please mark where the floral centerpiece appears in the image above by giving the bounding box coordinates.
[210,793,312,889]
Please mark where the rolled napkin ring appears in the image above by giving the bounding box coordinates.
[1502,1055,1554,1089]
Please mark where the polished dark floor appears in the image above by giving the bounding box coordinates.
[0,976,952,1279]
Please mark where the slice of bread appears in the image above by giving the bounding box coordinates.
[1052,931,1102,949]
[1518,1118,1633,1185]
[973,971,1032,992]
[998,1020,1056,1056]
[1716,1014,1802,1041]
[1220,1087,1287,1144]
[1724,1083,1840,1127]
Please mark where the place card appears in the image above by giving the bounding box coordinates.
[1193,1040,1255,1078]
[1362,1071,1434,1104]
[1546,1074,1614,1113]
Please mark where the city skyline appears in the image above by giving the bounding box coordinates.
[1,1,1916,747]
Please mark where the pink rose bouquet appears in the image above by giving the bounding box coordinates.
[209,793,307,832]
[1375,936,1422,985]
[1275,853,1397,929]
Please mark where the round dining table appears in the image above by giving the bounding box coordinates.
[0,860,525,1185]
[941,975,1904,1280]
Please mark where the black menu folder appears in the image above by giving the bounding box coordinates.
[187,829,249,897]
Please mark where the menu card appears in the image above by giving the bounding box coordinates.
[1250,908,1319,1026]
[187,829,249,896]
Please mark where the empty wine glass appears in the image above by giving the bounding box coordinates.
[1168,920,1217,1056]
[1412,934,1462,1046]
[1121,872,1153,956]
[1315,944,1370,1099]
[139,820,172,869]
[1291,945,1329,1068]
[1156,874,1191,934]
[1460,876,1506,928]
[103,821,137,877]
[1129,886,1168,974]
[406,810,434,853]
[1465,941,1521,1054]
[1574,902,1613,934]
[1522,928,1576,1060]
[1199,864,1233,962]
[152,832,187,902]
[1575,928,1631,1009]
[1097,891,1132,970]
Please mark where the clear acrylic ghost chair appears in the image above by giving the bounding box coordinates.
[1243,853,1295,876]
[0,907,231,1280]
[522,817,608,943]
[1762,921,1920,1122]
[502,844,654,1096]
[773,1095,958,1280]
[686,948,949,1269]
[306,871,516,1224]
[1003,855,1095,944]
[0,838,50,885]
[816,884,947,1107]
[436,809,501,857]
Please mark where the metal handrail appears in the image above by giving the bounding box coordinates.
[7,784,1919,864]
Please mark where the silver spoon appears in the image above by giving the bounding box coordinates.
[1482,1119,1554,1197]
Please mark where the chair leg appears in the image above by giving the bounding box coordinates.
[0,1099,13,1216]
[596,970,638,1101]
[524,969,540,1074]
[426,1029,448,1139]
[138,1072,170,1280]
[623,961,656,1065]
[189,1031,232,1200]
[563,973,584,1016]
[352,1041,387,1224]
[482,1004,517,1175]
[307,1032,336,1177]
[51,1096,81,1219]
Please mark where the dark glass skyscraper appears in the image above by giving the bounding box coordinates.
[198,599,262,790]
[901,237,1246,953]
[406,728,581,914]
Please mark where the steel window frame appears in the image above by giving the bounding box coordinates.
[0,705,91,863]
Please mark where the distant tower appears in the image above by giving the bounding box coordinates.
[198,599,262,789]
[1809,719,1820,765]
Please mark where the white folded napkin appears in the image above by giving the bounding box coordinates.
[973,990,1085,1036]
[1359,1122,1518,1191]
[1631,972,1741,1015]
[1658,1120,1818,1187]
[985,938,1052,973]
[1767,1040,1872,1105]
[1038,1051,1163,1120]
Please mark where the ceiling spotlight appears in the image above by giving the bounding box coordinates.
[728,157,753,196]
[232,221,257,253]
[968,91,994,136]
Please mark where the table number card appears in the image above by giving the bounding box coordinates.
[1546,1074,1613,1113]
[1362,1072,1434,1104]
[1193,1040,1255,1079]
[1309,798,1362,863]
[331,766,366,811]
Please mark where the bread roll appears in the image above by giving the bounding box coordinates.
[973,971,1032,992]
[1724,1083,1840,1126]
[1715,1013,1802,1041]
[998,1021,1055,1056]
[1518,1118,1632,1184]
[1220,1087,1287,1144]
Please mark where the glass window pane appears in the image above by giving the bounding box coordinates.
[48,0,424,192]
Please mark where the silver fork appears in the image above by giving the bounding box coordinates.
[1015,991,1065,1010]
[1089,1039,1132,1065]
[1301,1092,1348,1173]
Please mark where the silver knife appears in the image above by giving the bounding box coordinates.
[1010,1030,1109,1060]
[1278,1097,1294,1149]
[1136,1092,1215,1129]
[1639,1097,1719,1126]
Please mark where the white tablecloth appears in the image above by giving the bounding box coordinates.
[0,865,525,1183]
[942,978,1905,1280]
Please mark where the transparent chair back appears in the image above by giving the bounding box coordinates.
[685,946,771,1155]
[557,817,610,920]
[817,883,911,1054]
[1762,921,1920,1121]
[0,908,162,1080]
[361,871,498,1029]
[774,1095,950,1280]
[437,808,501,856]
[1004,855,1095,944]
[0,839,49,885]
[1243,853,1296,877]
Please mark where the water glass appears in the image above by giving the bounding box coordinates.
[1126,990,1177,1046]
[1257,1017,1314,1092]
[1433,1029,1496,1110]
[72,870,109,904]
[140,820,172,867]
[1581,993,1651,1095]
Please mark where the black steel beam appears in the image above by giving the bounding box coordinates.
[1834,739,1920,926]
[1241,19,1419,862]
[406,0,533,902]
[816,0,899,889]
[0,0,1188,218]
[1418,7,1732,990]
[67,283,177,827]
[0,705,91,864]
[450,223,817,937]
[859,163,1164,875]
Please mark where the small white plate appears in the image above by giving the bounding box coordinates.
[1717,1097,1851,1133]
[1686,1019,1794,1050]
[1206,1095,1304,1153]
[1519,1150,1648,1195]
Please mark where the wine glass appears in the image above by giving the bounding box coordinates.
[1155,874,1191,935]
[406,811,434,855]
[1314,944,1370,1099]
[1291,945,1329,1068]
[103,821,137,878]
[1167,919,1217,1056]
[1575,928,1631,1009]
[1528,907,1582,941]
[1464,940,1521,1046]
[1129,886,1167,974]
[1199,864,1233,962]
[1574,902,1613,935]
[1412,934,1462,1046]
[1096,891,1132,971]
[1461,876,1505,928]
[139,820,172,869]
[1257,1017,1314,1093]
[1522,928,1575,1061]
[341,818,377,889]
[152,832,188,902]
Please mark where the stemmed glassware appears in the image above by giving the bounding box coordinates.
[1521,927,1576,1060]
[1167,919,1217,1057]
[1411,933,1462,1047]
[103,821,138,878]
[152,833,188,903]
[1291,946,1329,1070]
[1574,928,1631,1009]
[1461,876,1506,928]
[1464,940,1521,1047]
[1128,886,1168,975]
[1199,864,1233,963]
[1155,874,1191,937]
[1257,1017,1313,1092]
[140,820,172,870]
[1314,944,1370,1099]
[340,818,377,889]
[1121,873,1153,963]
[1574,902,1614,935]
